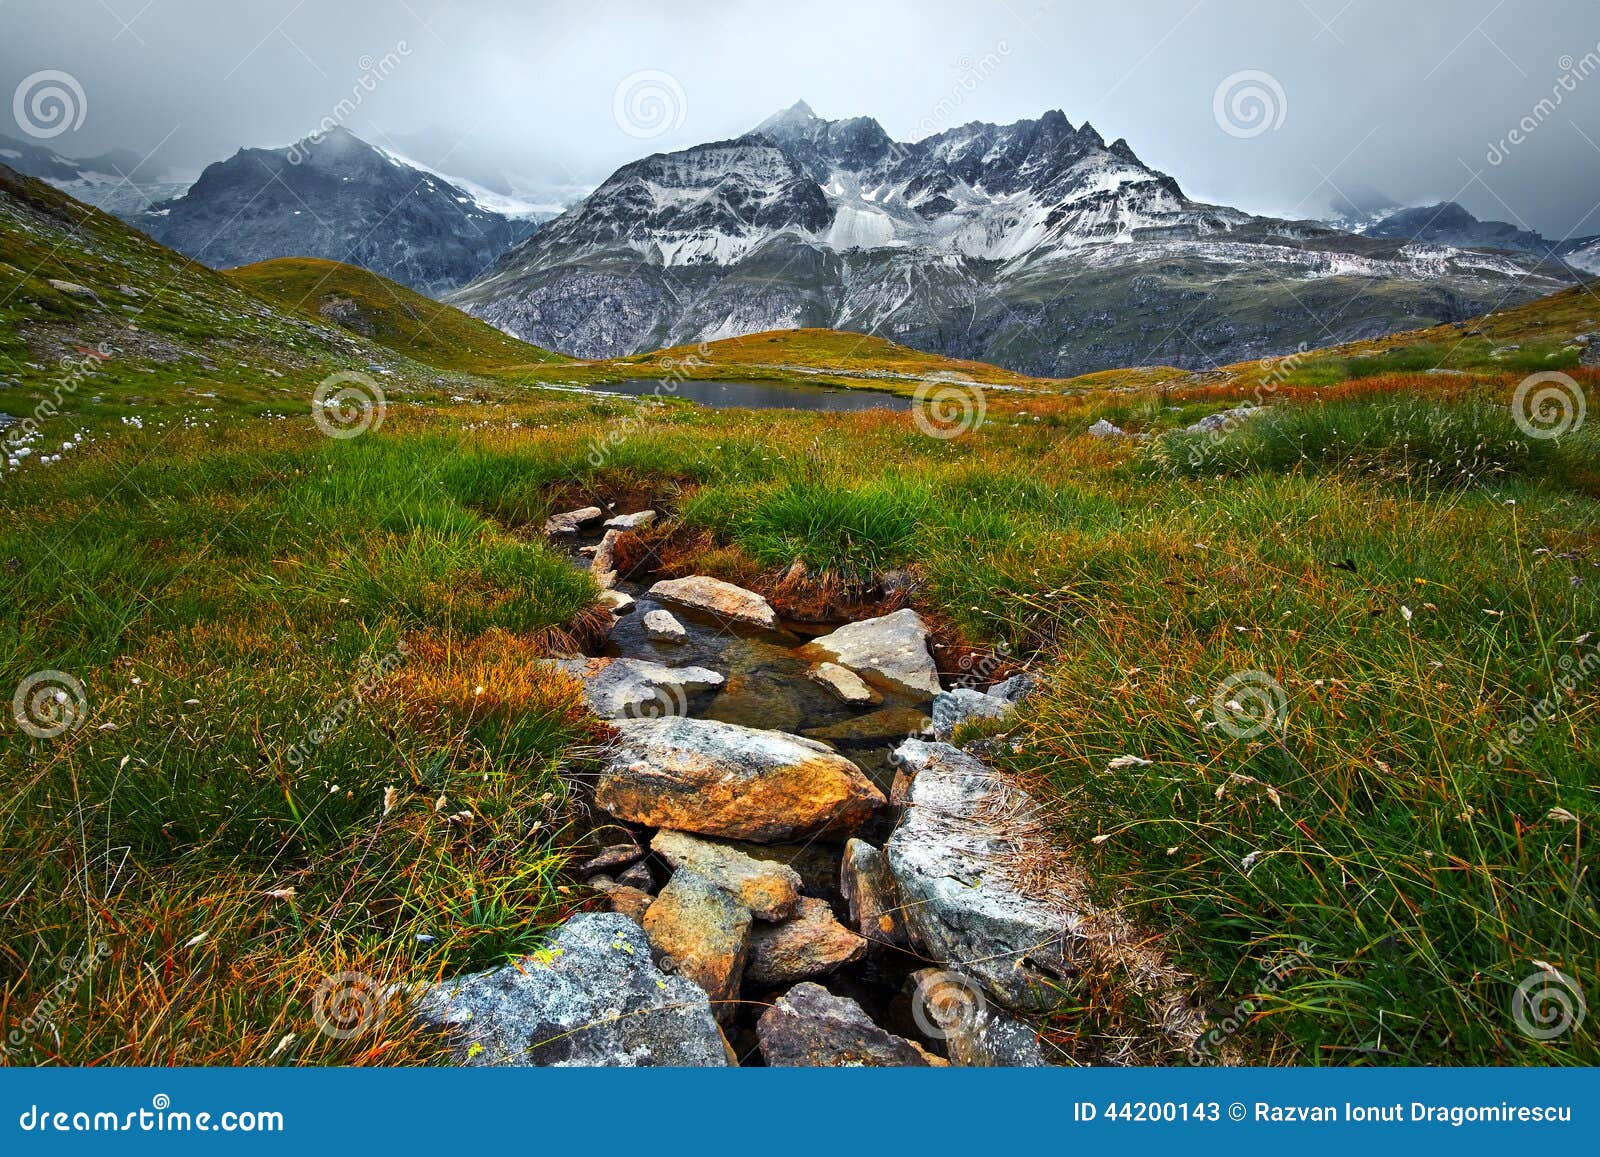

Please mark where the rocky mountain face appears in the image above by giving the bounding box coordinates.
[449,102,1577,376]
[131,128,543,295]
[0,133,188,217]
[1361,201,1600,273]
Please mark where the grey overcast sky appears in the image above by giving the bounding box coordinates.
[3,0,1600,234]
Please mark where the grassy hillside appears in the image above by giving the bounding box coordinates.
[2,165,1596,1066]
[228,256,567,372]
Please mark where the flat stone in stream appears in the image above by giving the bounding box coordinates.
[650,829,801,920]
[647,575,778,630]
[745,897,867,987]
[604,509,656,531]
[804,706,933,744]
[596,717,885,843]
[643,609,687,643]
[757,982,932,1067]
[806,661,882,705]
[799,608,942,698]
[885,739,1079,1012]
[599,589,635,615]
[413,912,727,1066]
[544,506,604,536]
[551,656,723,720]
[643,869,752,1026]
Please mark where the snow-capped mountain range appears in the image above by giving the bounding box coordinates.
[0,133,190,217]
[449,101,1580,375]
[126,127,553,294]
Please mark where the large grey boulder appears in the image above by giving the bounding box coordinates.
[650,829,802,920]
[800,608,942,698]
[648,575,778,630]
[756,982,932,1067]
[595,717,885,842]
[1184,405,1258,435]
[413,912,728,1066]
[885,739,1080,1011]
[550,656,722,719]
[931,687,1015,742]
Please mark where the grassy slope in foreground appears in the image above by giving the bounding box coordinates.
[227,256,568,373]
[2,164,1597,1066]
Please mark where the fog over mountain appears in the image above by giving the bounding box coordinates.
[3,0,1600,239]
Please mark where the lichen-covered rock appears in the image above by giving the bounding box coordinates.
[745,897,867,987]
[413,912,727,1066]
[800,608,941,698]
[648,575,778,630]
[577,841,644,878]
[651,829,801,920]
[642,869,752,1025]
[592,528,622,589]
[596,717,885,842]
[931,687,1015,742]
[840,838,906,948]
[885,739,1079,1011]
[589,877,655,923]
[757,982,930,1067]
[907,968,1049,1066]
